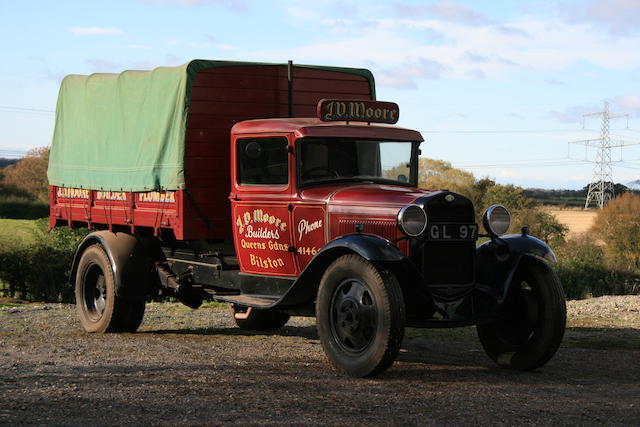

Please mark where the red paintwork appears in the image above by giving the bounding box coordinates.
[232,118,423,142]
[230,121,427,277]
[49,187,184,237]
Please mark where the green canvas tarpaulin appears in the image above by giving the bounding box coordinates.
[47,60,375,191]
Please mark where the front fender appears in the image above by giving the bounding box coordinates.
[276,234,407,307]
[476,234,556,304]
[70,231,154,300]
[319,233,406,262]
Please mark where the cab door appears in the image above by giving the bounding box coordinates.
[231,135,297,278]
[292,204,327,272]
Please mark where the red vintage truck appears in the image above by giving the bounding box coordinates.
[48,60,565,377]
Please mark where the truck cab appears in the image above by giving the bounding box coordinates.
[230,116,423,278]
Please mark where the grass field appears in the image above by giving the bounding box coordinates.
[0,218,43,247]
[542,207,598,238]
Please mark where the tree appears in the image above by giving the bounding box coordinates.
[581,182,631,196]
[518,210,568,245]
[592,192,640,270]
[0,158,18,169]
[388,157,569,245]
[1,147,50,202]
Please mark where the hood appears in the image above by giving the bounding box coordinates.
[300,184,439,208]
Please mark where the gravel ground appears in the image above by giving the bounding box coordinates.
[1,296,639,425]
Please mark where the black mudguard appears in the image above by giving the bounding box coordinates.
[70,231,156,300]
[476,234,556,304]
[317,233,405,262]
[276,234,406,307]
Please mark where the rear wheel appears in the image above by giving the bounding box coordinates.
[231,305,290,331]
[75,244,145,333]
[477,255,566,370]
[316,254,405,377]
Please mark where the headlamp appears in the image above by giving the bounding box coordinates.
[482,205,511,236]
[397,205,427,237]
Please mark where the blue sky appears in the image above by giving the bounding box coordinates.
[1,0,640,189]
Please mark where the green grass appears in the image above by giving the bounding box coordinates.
[0,196,49,219]
[0,219,43,292]
[0,218,43,247]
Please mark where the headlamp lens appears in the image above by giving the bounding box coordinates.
[397,205,427,237]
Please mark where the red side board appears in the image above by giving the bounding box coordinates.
[51,65,373,240]
[50,187,185,238]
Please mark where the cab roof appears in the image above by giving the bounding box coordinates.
[231,118,423,142]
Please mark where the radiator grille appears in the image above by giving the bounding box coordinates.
[422,242,475,285]
[414,192,477,299]
[339,219,396,241]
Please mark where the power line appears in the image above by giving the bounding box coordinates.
[420,128,578,134]
[456,156,577,165]
[0,105,55,115]
[614,162,640,171]
[456,161,591,170]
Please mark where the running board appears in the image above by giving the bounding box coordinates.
[213,293,280,308]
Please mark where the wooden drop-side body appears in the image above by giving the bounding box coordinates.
[49,65,374,240]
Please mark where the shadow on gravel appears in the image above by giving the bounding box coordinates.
[393,326,640,386]
[563,327,640,350]
[146,325,318,340]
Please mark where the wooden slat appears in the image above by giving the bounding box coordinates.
[189,101,281,116]
[198,65,280,77]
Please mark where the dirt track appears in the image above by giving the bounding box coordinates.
[1,297,639,425]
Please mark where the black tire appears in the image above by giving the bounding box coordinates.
[316,254,405,378]
[477,255,566,370]
[75,244,145,333]
[231,305,290,331]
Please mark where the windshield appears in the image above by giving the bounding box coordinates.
[297,138,417,187]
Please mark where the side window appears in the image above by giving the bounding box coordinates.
[237,137,288,185]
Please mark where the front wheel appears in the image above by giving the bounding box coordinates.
[316,254,405,377]
[75,244,145,333]
[477,255,566,370]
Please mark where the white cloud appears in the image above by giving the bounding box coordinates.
[142,0,247,12]
[377,57,450,88]
[68,27,123,35]
[550,104,599,124]
[234,3,640,89]
[285,5,319,21]
[545,78,565,86]
[614,94,640,115]
[117,44,152,50]
[393,1,493,26]
[85,59,123,73]
[560,0,640,35]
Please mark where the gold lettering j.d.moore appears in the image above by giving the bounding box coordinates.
[321,100,398,124]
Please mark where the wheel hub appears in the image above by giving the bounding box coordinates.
[338,299,361,332]
[83,263,107,320]
[330,279,376,353]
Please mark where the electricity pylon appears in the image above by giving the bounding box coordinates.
[568,101,637,209]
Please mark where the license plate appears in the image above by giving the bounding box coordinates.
[426,223,478,241]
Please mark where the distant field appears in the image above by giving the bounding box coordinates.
[543,207,598,238]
